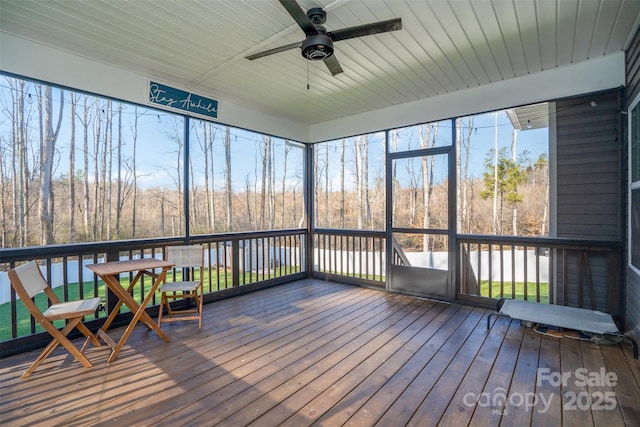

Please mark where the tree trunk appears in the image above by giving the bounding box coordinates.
[69,94,77,242]
[355,136,363,229]
[105,101,113,240]
[202,122,212,229]
[463,117,473,233]
[115,103,123,237]
[173,120,183,233]
[98,104,109,241]
[224,126,232,232]
[340,138,345,228]
[92,107,101,240]
[131,108,139,238]
[0,144,5,247]
[39,86,61,245]
[325,144,329,227]
[209,124,216,230]
[363,135,370,228]
[82,96,90,238]
[15,81,28,246]
[511,127,518,235]
[260,135,268,229]
[492,112,499,234]
[244,174,252,227]
[268,136,275,229]
[281,141,290,228]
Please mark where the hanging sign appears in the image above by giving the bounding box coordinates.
[149,81,218,119]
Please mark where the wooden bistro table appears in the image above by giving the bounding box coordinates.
[87,258,174,362]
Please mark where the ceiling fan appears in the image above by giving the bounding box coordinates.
[245,0,402,76]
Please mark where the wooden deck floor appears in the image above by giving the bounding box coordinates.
[1,279,639,427]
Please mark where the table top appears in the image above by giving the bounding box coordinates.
[86,258,174,276]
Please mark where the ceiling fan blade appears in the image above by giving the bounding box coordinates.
[328,18,402,42]
[279,0,317,35]
[324,55,343,76]
[245,42,301,60]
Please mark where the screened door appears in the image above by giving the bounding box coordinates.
[387,147,455,300]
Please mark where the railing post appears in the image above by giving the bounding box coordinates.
[232,239,240,288]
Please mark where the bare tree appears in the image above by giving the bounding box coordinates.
[324,143,329,227]
[199,122,217,230]
[0,137,6,247]
[5,79,29,245]
[340,138,345,228]
[169,117,183,233]
[268,136,275,228]
[462,117,473,233]
[406,156,418,225]
[492,112,499,234]
[81,95,91,238]
[129,107,140,238]
[115,103,123,237]
[420,124,431,250]
[244,173,253,227]
[224,126,232,231]
[281,141,291,228]
[38,86,63,245]
[68,94,77,242]
[390,130,398,224]
[363,135,371,228]
[92,104,102,239]
[511,127,518,235]
[355,136,363,229]
[105,101,113,240]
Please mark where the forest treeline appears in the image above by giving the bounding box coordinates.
[0,77,548,249]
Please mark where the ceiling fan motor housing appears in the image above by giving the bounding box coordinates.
[301,28,334,60]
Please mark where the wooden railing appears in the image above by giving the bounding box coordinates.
[2,228,624,358]
[457,235,623,315]
[0,229,306,358]
[313,229,386,287]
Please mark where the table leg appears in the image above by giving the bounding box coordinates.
[123,270,156,331]
[97,275,129,338]
[105,268,171,363]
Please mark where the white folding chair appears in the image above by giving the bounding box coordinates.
[157,245,205,329]
[8,261,102,378]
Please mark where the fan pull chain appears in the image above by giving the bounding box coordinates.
[306,59,310,90]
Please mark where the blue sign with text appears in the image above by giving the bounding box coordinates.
[149,81,218,119]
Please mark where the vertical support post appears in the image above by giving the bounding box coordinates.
[305,143,314,277]
[384,129,393,291]
[183,116,190,245]
[449,118,457,300]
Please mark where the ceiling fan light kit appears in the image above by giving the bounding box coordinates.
[246,0,402,76]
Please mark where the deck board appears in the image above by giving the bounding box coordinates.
[1,279,638,427]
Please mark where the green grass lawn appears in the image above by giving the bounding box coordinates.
[0,267,304,341]
[479,280,549,304]
[0,280,109,341]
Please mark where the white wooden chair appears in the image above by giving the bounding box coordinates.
[8,261,102,378]
[157,245,205,329]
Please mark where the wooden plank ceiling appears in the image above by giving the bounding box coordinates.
[0,0,638,126]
